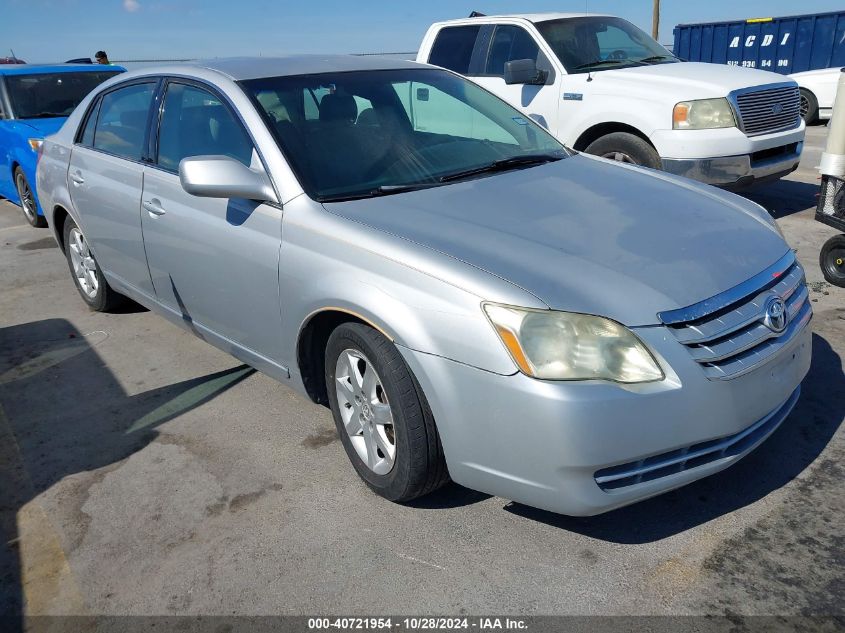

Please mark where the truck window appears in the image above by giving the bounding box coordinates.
[428,25,482,74]
[484,25,541,76]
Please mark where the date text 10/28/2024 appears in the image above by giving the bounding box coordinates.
[307,618,528,630]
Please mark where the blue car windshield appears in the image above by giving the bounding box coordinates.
[241,68,566,201]
[6,71,121,119]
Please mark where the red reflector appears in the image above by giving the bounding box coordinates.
[772,272,782,278]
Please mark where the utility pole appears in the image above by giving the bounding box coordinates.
[652,0,660,41]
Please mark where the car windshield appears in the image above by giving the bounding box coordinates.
[535,16,677,74]
[241,68,567,201]
[5,71,122,119]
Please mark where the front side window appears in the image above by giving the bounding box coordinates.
[485,25,542,76]
[535,17,676,73]
[157,82,254,172]
[93,83,156,160]
[428,25,482,74]
[242,68,565,201]
[5,71,121,119]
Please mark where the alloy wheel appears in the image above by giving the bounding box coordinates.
[68,227,99,299]
[334,349,396,475]
[800,94,810,119]
[15,172,37,223]
[602,151,637,164]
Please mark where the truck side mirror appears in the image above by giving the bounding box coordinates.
[504,59,548,85]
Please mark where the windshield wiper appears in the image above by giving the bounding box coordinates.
[320,181,442,202]
[636,55,677,64]
[572,59,628,70]
[438,153,564,183]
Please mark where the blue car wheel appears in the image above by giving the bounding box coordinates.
[15,168,46,228]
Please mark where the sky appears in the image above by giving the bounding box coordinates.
[2,0,844,63]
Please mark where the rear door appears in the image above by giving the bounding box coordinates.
[68,80,158,296]
[140,79,285,363]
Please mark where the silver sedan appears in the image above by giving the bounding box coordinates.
[36,56,812,516]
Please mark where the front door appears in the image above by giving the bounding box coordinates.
[469,24,561,135]
[140,80,284,363]
[68,81,157,296]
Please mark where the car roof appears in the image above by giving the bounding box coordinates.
[438,12,611,24]
[190,55,423,81]
[0,64,126,76]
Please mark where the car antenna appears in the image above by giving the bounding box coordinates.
[585,0,594,82]
[469,11,485,17]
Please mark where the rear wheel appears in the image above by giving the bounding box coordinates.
[63,217,125,311]
[325,322,449,502]
[820,234,845,288]
[800,89,818,125]
[14,168,46,228]
[584,132,662,169]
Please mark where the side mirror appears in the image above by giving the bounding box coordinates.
[179,155,278,203]
[504,59,548,85]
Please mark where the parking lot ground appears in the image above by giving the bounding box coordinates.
[0,124,843,621]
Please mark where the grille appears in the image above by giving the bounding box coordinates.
[659,253,811,380]
[594,386,800,491]
[734,85,801,136]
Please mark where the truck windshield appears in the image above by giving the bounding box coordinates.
[535,16,677,74]
[241,68,567,201]
[6,71,121,119]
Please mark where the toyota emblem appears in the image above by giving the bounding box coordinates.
[763,296,787,332]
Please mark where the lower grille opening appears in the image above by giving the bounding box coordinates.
[751,143,798,163]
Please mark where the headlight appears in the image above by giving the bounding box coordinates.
[483,303,664,383]
[673,98,736,130]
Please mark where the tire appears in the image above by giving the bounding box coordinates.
[62,217,125,311]
[325,322,449,502]
[820,234,845,288]
[584,132,662,169]
[14,167,46,228]
[800,88,818,125]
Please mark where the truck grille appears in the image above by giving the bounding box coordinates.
[594,386,799,491]
[733,85,801,137]
[658,252,811,380]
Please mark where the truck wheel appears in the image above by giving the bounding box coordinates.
[63,217,124,311]
[14,168,47,228]
[799,89,818,125]
[585,132,662,169]
[325,322,449,502]
[820,235,845,288]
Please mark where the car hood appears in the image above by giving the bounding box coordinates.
[596,62,794,100]
[12,117,67,137]
[323,154,789,326]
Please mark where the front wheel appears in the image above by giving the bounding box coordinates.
[820,234,845,288]
[325,322,449,502]
[14,168,46,228]
[584,132,663,170]
[800,88,818,125]
[63,217,125,311]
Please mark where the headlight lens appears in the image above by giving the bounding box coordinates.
[483,304,664,383]
[673,98,736,130]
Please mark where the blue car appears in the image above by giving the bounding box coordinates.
[0,64,123,226]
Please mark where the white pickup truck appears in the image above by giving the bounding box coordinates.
[417,12,806,188]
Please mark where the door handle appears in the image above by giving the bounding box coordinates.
[70,173,84,186]
[143,199,166,216]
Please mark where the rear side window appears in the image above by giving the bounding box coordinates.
[93,83,155,160]
[79,99,100,146]
[428,25,481,74]
[156,82,254,172]
[485,25,541,76]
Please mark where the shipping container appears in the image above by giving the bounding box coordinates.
[673,10,845,74]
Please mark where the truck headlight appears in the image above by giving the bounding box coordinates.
[673,98,736,130]
[483,303,664,383]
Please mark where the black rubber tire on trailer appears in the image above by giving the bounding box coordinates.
[800,88,819,125]
[325,322,450,502]
[14,167,47,227]
[584,132,663,169]
[62,216,126,311]
[820,234,845,288]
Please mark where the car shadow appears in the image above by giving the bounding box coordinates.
[738,178,820,220]
[503,333,843,543]
[0,318,254,629]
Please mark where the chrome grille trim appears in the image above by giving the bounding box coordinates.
[728,83,801,137]
[659,253,811,380]
[594,386,800,491]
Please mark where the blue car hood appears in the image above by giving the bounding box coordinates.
[323,155,789,326]
[14,117,67,137]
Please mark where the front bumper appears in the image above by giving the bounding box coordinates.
[661,141,803,188]
[399,320,812,516]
